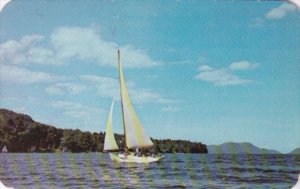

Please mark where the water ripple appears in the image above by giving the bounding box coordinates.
[0,153,299,188]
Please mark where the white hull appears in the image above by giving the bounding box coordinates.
[0,180,14,189]
[109,153,164,163]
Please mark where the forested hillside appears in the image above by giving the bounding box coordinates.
[0,109,207,153]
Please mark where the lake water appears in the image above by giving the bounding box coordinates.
[0,153,299,188]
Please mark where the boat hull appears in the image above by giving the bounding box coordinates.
[109,153,165,163]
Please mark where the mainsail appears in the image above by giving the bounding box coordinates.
[103,99,119,151]
[118,50,154,149]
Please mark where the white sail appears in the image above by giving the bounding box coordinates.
[103,99,119,151]
[118,51,154,149]
[2,145,7,153]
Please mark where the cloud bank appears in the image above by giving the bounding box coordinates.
[195,61,259,86]
[265,3,297,20]
[0,65,64,84]
[0,26,160,68]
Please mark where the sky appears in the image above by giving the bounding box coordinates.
[0,0,299,153]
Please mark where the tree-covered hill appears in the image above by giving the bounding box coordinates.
[0,109,207,153]
[0,109,63,152]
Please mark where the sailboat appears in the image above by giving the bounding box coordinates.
[2,145,7,153]
[103,50,164,163]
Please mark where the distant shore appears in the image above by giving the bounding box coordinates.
[2,109,298,155]
[0,109,207,153]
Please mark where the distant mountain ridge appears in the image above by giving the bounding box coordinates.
[207,142,282,154]
[289,148,300,154]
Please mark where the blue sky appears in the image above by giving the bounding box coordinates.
[0,0,299,153]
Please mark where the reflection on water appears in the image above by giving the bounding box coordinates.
[0,153,299,188]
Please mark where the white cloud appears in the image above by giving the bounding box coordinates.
[130,89,173,104]
[45,82,87,95]
[249,3,297,28]
[49,100,105,131]
[229,61,259,70]
[26,47,55,64]
[195,61,258,86]
[0,65,64,84]
[0,27,160,67]
[265,3,297,20]
[45,86,65,95]
[80,75,119,98]
[168,60,192,65]
[51,26,115,65]
[81,75,118,85]
[80,74,173,105]
[120,45,160,67]
[144,74,159,79]
[248,18,265,28]
[0,34,54,64]
[162,106,179,113]
[50,100,103,119]
[0,26,160,68]
[51,26,160,67]
[199,65,213,71]
[196,68,252,86]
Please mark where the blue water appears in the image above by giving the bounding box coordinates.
[0,153,299,188]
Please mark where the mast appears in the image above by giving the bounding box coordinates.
[117,49,153,150]
[118,50,128,152]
